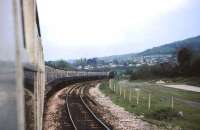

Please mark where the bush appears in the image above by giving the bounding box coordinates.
[190,54,200,76]
[147,108,179,121]
[129,63,176,80]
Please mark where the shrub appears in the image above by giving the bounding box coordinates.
[129,63,176,80]
[190,54,200,76]
[147,108,179,121]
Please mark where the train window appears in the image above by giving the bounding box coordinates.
[36,6,41,37]
[20,0,26,48]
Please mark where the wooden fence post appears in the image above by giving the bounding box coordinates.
[111,80,113,91]
[114,83,116,93]
[171,96,174,111]
[113,80,115,92]
[115,82,116,93]
[124,88,126,100]
[109,79,112,89]
[113,81,115,92]
[132,88,134,103]
[129,87,132,102]
[120,85,122,96]
[116,83,118,94]
[136,90,140,105]
[148,93,151,111]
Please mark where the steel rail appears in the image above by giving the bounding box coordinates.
[65,94,78,130]
[64,85,81,130]
[65,83,111,130]
[80,95,111,130]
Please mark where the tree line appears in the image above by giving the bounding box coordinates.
[45,60,75,71]
[129,48,200,80]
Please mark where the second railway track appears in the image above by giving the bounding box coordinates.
[64,82,111,130]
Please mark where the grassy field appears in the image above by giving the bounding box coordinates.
[146,77,200,87]
[100,80,200,130]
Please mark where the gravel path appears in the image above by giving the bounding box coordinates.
[89,83,161,130]
[162,84,200,92]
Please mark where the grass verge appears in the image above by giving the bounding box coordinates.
[100,80,200,130]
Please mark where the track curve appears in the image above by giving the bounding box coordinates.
[65,82,111,130]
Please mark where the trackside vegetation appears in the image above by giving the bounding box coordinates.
[100,80,200,130]
[128,48,200,83]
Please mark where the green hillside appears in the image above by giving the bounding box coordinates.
[138,35,200,56]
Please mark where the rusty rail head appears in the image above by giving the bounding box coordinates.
[80,95,111,130]
[65,84,111,130]
[65,94,78,130]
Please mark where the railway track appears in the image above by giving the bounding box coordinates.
[64,83,111,130]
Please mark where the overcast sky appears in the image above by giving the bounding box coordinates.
[37,0,200,60]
